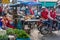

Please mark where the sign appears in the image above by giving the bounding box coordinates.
[2,0,10,4]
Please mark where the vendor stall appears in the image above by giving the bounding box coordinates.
[9,2,42,30]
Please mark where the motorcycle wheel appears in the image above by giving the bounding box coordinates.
[40,25,50,35]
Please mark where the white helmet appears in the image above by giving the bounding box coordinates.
[42,6,45,8]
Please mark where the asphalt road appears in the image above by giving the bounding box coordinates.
[30,28,60,40]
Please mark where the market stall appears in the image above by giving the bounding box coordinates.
[9,2,42,34]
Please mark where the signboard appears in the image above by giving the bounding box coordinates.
[2,0,10,4]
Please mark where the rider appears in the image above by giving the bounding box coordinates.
[38,6,49,31]
[40,6,49,25]
[48,8,57,30]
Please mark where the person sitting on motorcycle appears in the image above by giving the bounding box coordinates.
[48,8,57,30]
[40,7,49,25]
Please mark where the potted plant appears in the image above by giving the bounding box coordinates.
[15,30,30,40]
[0,35,8,40]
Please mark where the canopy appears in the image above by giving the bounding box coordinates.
[27,2,41,6]
[9,2,41,7]
[9,1,24,7]
[21,2,41,6]
[9,4,20,7]
[21,2,29,5]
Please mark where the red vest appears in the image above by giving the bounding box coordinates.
[50,11,56,19]
[41,11,48,19]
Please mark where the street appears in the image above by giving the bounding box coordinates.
[30,28,60,40]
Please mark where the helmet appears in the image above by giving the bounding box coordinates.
[42,6,45,8]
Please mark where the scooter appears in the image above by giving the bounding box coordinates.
[38,17,60,35]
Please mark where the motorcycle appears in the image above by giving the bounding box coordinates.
[38,17,60,35]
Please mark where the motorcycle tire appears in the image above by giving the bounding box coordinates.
[39,25,50,35]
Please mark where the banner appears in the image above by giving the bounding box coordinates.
[2,0,10,4]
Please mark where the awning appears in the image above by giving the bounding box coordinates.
[9,4,20,7]
[21,2,41,6]
[9,2,42,7]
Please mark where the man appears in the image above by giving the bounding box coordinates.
[40,7,49,26]
[48,8,57,30]
[41,7,49,22]
[48,8,56,20]
[38,7,49,31]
